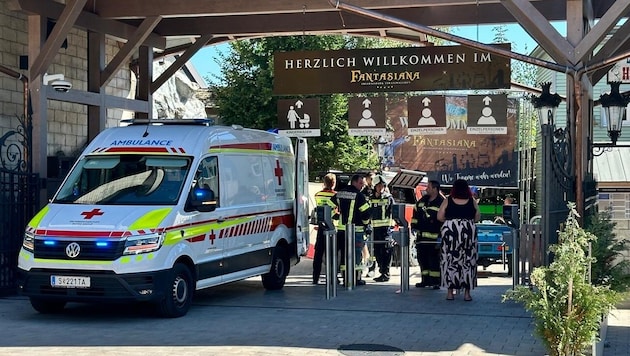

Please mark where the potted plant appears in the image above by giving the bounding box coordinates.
[503,203,622,356]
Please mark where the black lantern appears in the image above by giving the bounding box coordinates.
[531,82,562,127]
[599,82,630,145]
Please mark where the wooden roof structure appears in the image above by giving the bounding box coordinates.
[6,0,630,213]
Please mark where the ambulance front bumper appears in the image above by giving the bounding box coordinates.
[18,268,171,303]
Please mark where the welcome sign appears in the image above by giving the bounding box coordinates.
[273,44,511,95]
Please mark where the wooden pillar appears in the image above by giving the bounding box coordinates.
[566,0,593,220]
[87,31,106,141]
[136,46,153,119]
[27,14,48,208]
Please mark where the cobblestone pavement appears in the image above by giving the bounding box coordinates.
[0,260,627,355]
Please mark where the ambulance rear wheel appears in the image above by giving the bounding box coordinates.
[158,263,193,318]
[30,297,66,314]
[262,245,289,290]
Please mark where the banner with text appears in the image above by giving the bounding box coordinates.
[273,44,511,95]
[383,95,518,187]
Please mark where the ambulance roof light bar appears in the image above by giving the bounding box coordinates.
[121,118,214,126]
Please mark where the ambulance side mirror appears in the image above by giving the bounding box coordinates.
[190,187,217,212]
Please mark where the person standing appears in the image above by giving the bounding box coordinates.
[437,179,481,301]
[361,171,376,277]
[368,175,395,282]
[411,180,444,289]
[334,174,371,286]
[312,173,338,285]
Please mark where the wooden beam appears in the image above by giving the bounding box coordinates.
[11,0,166,49]
[29,0,87,79]
[573,0,630,64]
[101,16,162,88]
[87,31,106,141]
[502,0,575,67]
[151,3,569,37]
[589,19,630,83]
[151,34,213,93]
[45,86,149,113]
[136,46,153,119]
[92,0,511,18]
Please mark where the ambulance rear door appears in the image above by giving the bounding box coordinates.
[294,137,309,257]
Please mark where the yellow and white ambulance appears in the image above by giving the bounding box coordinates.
[18,119,310,317]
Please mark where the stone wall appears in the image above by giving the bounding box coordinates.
[0,0,133,158]
[1,0,206,163]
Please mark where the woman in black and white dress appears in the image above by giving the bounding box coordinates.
[437,179,481,302]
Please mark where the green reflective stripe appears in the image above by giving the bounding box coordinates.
[28,205,50,228]
[358,202,370,212]
[120,256,132,264]
[129,208,172,230]
[164,230,182,245]
[429,271,441,277]
[422,232,439,239]
[19,250,31,260]
[426,206,440,212]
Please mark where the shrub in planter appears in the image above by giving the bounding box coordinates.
[503,203,622,356]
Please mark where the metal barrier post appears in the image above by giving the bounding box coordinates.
[325,229,337,299]
[391,203,410,293]
[316,205,337,299]
[512,226,519,288]
[345,223,355,290]
[399,224,410,293]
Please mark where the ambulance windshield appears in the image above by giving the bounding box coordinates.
[53,154,192,205]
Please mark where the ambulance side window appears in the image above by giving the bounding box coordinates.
[191,156,218,208]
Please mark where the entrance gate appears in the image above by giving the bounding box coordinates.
[0,114,39,296]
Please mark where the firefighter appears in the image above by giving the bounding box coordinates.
[312,173,338,285]
[361,171,376,277]
[368,175,395,282]
[333,174,372,286]
[411,180,444,289]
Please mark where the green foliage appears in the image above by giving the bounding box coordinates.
[503,203,622,356]
[209,35,383,178]
[584,208,630,293]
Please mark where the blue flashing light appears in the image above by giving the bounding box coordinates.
[96,241,110,247]
[43,240,56,246]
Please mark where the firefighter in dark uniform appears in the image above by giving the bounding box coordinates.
[411,180,444,289]
[333,174,371,286]
[368,175,395,282]
[312,173,338,284]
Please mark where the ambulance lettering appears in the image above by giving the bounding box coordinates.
[110,139,173,146]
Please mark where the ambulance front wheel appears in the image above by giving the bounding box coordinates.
[158,263,194,318]
[29,297,66,314]
[262,244,289,290]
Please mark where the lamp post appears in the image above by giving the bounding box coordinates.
[601,82,628,145]
[591,82,630,156]
[532,83,573,265]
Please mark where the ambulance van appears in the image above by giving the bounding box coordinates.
[18,119,310,317]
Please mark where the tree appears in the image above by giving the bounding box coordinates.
[208,35,389,177]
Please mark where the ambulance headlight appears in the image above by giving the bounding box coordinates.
[123,233,163,255]
[23,231,35,252]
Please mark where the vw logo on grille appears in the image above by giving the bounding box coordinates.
[65,242,81,258]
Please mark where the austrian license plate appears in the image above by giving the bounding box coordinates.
[50,275,91,288]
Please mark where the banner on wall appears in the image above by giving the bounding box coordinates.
[273,44,511,95]
[382,95,518,187]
